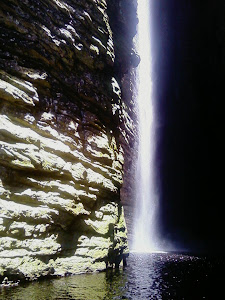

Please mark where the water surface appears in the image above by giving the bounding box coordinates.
[1,253,225,299]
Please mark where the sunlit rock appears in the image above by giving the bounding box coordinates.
[0,0,137,281]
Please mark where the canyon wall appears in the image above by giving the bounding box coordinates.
[152,1,225,251]
[0,0,137,281]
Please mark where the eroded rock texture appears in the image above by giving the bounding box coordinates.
[0,0,137,280]
[107,0,138,243]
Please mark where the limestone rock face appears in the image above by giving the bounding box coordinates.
[0,0,137,280]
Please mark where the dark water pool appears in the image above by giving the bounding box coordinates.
[1,252,225,299]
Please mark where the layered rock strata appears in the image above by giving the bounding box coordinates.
[0,0,137,280]
[107,0,139,243]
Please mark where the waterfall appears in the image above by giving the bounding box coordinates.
[132,0,159,252]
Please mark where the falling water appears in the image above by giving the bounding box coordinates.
[132,0,159,252]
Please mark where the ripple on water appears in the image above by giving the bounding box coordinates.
[1,253,225,299]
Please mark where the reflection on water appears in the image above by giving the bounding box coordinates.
[1,253,225,299]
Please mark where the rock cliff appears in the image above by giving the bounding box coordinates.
[0,0,137,281]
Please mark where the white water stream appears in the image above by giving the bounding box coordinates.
[132,0,160,252]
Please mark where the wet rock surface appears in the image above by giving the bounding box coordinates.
[0,0,137,280]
